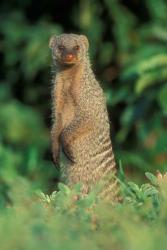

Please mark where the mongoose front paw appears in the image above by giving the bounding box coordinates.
[52,153,60,167]
[61,131,75,163]
[63,145,75,163]
[52,142,60,167]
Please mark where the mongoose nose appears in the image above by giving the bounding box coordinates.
[65,54,74,62]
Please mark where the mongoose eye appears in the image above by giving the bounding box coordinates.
[74,45,80,51]
[58,45,65,50]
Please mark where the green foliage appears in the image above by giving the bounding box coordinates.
[158,83,167,114]
[0,174,167,250]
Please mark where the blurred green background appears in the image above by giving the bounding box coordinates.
[0,0,167,202]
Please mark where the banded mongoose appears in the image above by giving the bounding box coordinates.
[49,33,119,201]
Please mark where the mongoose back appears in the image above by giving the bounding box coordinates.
[49,33,118,201]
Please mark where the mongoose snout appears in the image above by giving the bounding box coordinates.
[65,53,76,62]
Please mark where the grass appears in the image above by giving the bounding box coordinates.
[0,171,167,250]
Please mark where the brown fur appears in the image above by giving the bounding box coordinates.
[49,33,119,202]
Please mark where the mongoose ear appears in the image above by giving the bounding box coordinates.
[49,35,57,49]
[80,35,89,50]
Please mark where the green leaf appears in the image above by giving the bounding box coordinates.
[128,182,140,194]
[145,172,158,186]
[142,184,158,197]
[157,83,167,114]
[135,67,167,94]
[58,183,71,195]
[118,160,125,182]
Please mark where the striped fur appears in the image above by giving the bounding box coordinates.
[49,33,119,202]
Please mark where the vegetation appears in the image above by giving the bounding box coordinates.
[0,0,167,249]
[0,173,167,250]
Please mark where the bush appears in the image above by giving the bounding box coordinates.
[0,172,167,250]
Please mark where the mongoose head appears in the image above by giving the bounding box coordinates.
[49,33,89,66]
